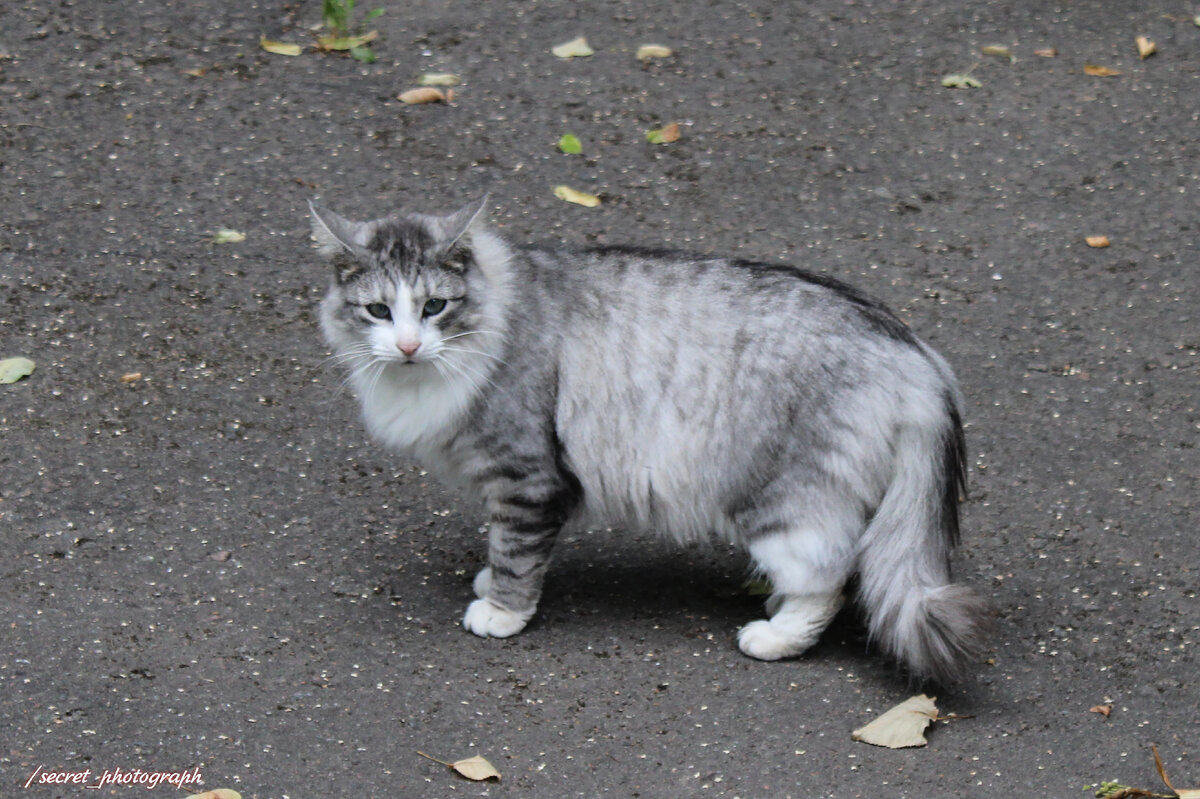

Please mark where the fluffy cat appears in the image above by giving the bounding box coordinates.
[311,195,990,683]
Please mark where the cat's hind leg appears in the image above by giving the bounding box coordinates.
[736,512,858,661]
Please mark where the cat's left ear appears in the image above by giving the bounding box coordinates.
[435,194,489,251]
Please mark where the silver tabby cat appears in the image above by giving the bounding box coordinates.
[311,196,990,683]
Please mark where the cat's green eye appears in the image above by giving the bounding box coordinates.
[364,302,392,320]
[422,298,448,317]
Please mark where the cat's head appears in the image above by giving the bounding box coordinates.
[311,196,510,380]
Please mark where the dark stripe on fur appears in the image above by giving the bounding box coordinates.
[940,391,967,550]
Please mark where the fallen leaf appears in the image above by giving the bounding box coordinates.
[558,133,583,154]
[120,372,142,383]
[1034,48,1057,57]
[1195,15,1200,28]
[636,44,673,61]
[1136,36,1156,60]
[0,357,35,384]
[941,73,982,88]
[418,751,500,782]
[552,36,594,58]
[183,791,241,799]
[1153,744,1200,798]
[1084,64,1120,77]
[212,229,245,244]
[1089,704,1113,717]
[184,67,208,77]
[316,30,378,52]
[645,122,681,144]
[851,695,938,748]
[212,550,232,562]
[451,755,501,782]
[1085,235,1111,248]
[398,87,448,104]
[259,36,303,56]
[419,72,460,86]
[981,45,1014,61]
[553,185,601,207]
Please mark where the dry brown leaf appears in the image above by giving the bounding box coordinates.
[1136,36,1156,60]
[398,87,448,104]
[1084,64,1121,77]
[1034,48,1058,57]
[1085,235,1111,248]
[120,372,142,383]
[646,122,681,144]
[183,791,241,799]
[553,185,601,207]
[1089,703,1113,717]
[851,695,938,749]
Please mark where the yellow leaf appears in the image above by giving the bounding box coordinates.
[1136,36,1156,60]
[317,30,378,51]
[418,73,460,86]
[1084,64,1120,77]
[418,751,501,782]
[183,791,241,799]
[212,229,246,244]
[552,36,594,58]
[119,372,142,383]
[1085,235,1110,248]
[636,44,673,61]
[398,87,448,104]
[981,45,1013,61]
[1034,48,1057,58]
[0,357,35,384]
[851,695,938,748]
[554,185,601,207]
[259,36,303,56]
[452,755,501,782]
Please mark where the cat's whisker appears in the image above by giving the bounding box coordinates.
[438,345,507,364]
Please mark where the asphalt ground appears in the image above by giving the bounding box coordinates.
[1,1,1197,797]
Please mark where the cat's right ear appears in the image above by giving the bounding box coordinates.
[309,200,370,258]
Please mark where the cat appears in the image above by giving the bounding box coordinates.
[310,195,991,683]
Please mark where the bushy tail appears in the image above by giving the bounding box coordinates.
[857,392,991,684]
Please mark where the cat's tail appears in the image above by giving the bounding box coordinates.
[856,390,992,684]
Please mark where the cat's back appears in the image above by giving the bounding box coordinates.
[518,243,919,353]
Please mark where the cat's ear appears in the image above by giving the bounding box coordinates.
[309,200,370,258]
[434,194,489,250]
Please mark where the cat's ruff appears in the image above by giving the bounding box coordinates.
[312,196,991,684]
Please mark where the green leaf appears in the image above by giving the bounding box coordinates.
[557,134,582,154]
[941,73,982,88]
[645,122,680,144]
[0,357,35,384]
[350,44,376,63]
[365,7,385,21]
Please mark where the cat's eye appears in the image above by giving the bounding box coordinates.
[422,298,448,317]
[364,303,392,320]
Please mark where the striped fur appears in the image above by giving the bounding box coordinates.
[312,197,991,683]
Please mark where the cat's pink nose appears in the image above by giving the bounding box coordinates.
[397,340,421,357]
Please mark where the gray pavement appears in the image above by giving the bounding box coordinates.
[1,1,1197,797]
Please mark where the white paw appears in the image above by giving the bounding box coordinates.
[738,619,810,661]
[462,598,531,638]
[472,566,492,599]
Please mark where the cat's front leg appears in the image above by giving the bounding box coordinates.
[462,497,567,639]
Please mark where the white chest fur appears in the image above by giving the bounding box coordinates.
[357,364,480,458]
